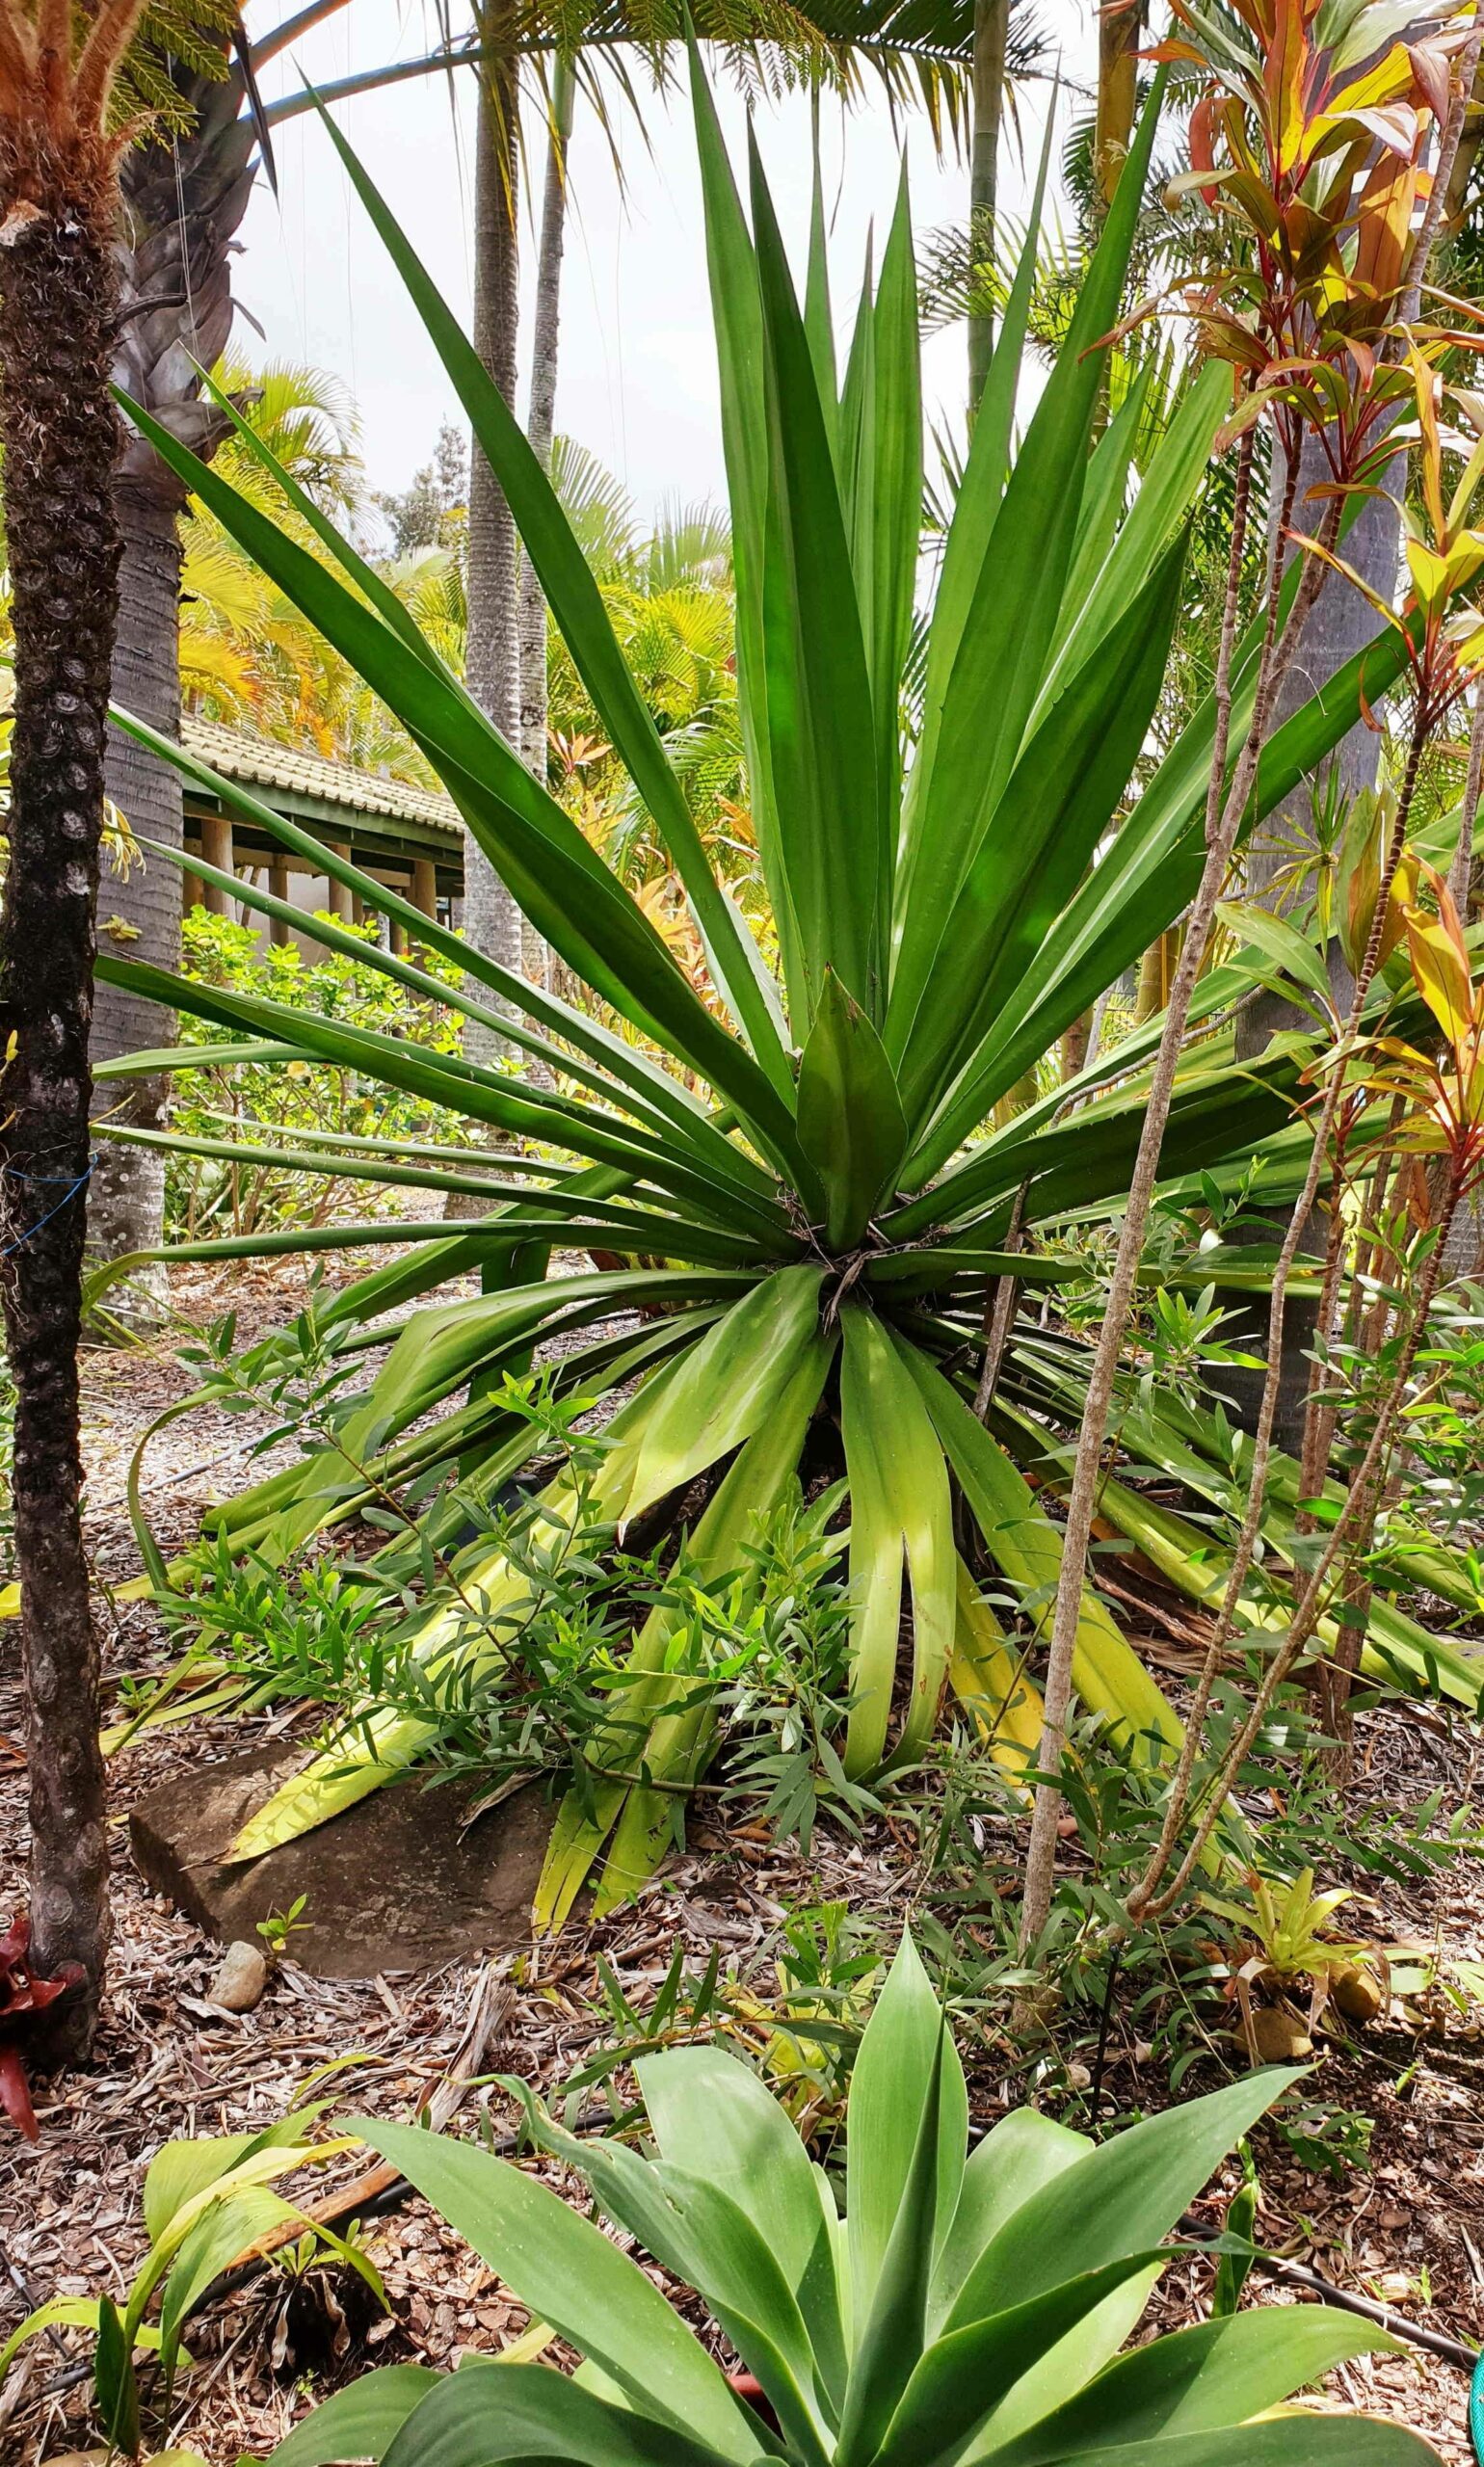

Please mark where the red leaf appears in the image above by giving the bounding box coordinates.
[0,2044,39,2141]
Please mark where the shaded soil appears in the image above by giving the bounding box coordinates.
[3,1261,1484,2463]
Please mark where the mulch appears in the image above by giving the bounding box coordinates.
[3,1260,1484,2463]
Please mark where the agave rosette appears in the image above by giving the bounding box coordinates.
[94,62,1433,1911]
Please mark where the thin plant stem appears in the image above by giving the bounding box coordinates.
[1019,421,1303,1950]
[1142,1173,1464,1917]
[1127,702,1430,1918]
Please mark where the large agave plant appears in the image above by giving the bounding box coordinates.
[261,1933,1438,2467]
[96,61,1455,1914]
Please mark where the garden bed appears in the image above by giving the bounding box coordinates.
[3,1262,1484,2464]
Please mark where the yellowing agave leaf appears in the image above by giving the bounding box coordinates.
[624,1265,826,1524]
[948,1555,1043,1791]
[839,1308,954,1776]
[538,1333,834,1929]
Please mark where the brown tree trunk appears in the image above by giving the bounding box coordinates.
[1095,0,1144,208]
[0,138,120,2057]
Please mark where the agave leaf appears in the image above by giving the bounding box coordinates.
[351,2120,758,2463]
[845,1932,967,2324]
[947,2070,1307,2333]
[838,1313,954,1775]
[269,2366,440,2467]
[638,2044,846,2395]
[796,970,910,1248]
[899,1343,1181,1762]
[535,1329,833,1927]
[973,2309,1394,2466]
[378,2356,743,2467]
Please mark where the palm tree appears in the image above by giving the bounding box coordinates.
[93,8,358,1266]
[0,0,228,2060]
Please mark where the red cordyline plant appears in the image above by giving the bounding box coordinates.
[1018,0,1484,1947]
[1154,0,1478,484]
[0,1914,79,2140]
[1362,862,1484,1198]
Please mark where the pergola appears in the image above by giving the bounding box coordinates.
[179,718,464,950]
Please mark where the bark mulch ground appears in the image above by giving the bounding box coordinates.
[3,1261,1484,2463]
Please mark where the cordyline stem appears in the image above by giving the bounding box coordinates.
[1448,685,1484,915]
[1140,1168,1464,1915]
[1017,420,1271,1950]
[1127,699,1431,1920]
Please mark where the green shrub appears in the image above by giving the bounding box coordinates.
[165,908,468,1239]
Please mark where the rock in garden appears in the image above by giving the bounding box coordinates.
[130,1740,553,1978]
[209,1940,268,2012]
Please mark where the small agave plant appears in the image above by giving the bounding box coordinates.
[264,1935,1436,2467]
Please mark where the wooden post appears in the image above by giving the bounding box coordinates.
[269,860,291,946]
[390,914,408,957]
[181,869,203,915]
[352,892,365,927]
[411,858,437,919]
[325,839,354,923]
[199,812,232,915]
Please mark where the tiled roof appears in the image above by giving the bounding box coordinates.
[181,716,461,836]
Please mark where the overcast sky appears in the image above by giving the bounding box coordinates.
[239,0,1097,522]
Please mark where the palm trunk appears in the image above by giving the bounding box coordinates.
[0,128,121,2058]
[1226,431,1400,1447]
[967,0,1008,419]
[517,54,575,1026]
[90,484,183,1279]
[91,66,254,1272]
[1094,0,1143,208]
[462,55,526,1071]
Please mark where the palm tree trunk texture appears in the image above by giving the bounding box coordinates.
[92,70,255,1267]
[0,131,120,2056]
[91,485,183,1274]
[517,55,575,1024]
[967,0,1008,419]
[1226,430,1399,1446]
[463,59,526,1071]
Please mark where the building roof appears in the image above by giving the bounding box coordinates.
[181,716,462,840]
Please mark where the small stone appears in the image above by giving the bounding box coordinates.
[1246,2004,1312,2065]
[209,1941,268,2013]
[1332,1961,1385,2025]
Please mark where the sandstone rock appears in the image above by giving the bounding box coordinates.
[129,1741,553,1979]
[209,1940,268,2013]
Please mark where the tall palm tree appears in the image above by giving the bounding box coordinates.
[0,0,219,2059]
[451,0,980,1096]
[94,3,355,1265]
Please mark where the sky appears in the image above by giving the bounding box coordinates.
[239,0,1098,524]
